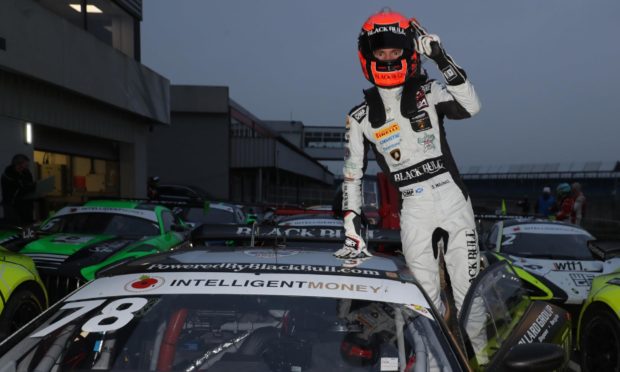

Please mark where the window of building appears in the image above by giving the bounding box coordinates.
[35,0,137,59]
[231,120,259,138]
[304,131,344,148]
[87,0,136,58]
[34,151,120,198]
[36,0,85,29]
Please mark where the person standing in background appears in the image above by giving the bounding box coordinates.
[1,154,35,225]
[535,186,556,218]
[555,183,575,223]
[571,182,586,225]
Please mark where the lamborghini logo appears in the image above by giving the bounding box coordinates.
[390,149,401,161]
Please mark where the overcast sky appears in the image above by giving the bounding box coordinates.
[141,0,620,168]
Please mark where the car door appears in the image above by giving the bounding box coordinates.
[459,261,571,371]
[150,210,184,251]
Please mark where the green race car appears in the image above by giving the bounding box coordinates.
[0,245,48,339]
[18,200,191,302]
[577,241,620,372]
[0,224,35,251]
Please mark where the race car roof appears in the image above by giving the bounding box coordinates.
[191,224,401,244]
[53,204,159,222]
[98,247,412,282]
[84,200,141,209]
[501,219,592,234]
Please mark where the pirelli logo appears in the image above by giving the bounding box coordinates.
[374,123,400,140]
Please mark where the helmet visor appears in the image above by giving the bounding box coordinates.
[367,25,412,52]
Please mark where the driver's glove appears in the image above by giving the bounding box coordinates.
[334,211,372,259]
[411,19,467,86]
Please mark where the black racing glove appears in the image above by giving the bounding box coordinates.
[410,19,467,86]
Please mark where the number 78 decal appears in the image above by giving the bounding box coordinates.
[31,298,148,338]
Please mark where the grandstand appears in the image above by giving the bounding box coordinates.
[462,161,620,237]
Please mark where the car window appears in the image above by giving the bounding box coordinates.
[460,261,532,369]
[38,213,159,237]
[183,207,236,224]
[161,210,175,232]
[499,224,594,260]
[235,208,246,224]
[1,294,461,371]
[158,186,187,199]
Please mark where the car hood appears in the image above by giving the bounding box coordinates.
[21,234,118,255]
[0,246,37,274]
[20,234,142,274]
[509,255,608,304]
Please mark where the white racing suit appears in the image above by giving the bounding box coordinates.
[343,61,481,312]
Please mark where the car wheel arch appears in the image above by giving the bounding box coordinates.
[12,280,48,309]
[0,281,47,338]
[579,301,620,372]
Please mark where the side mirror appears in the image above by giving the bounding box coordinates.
[587,239,620,260]
[502,343,566,372]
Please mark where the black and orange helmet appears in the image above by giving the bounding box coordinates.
[358,8,420,88]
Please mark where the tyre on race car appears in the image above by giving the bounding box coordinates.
[0,287,45,339]
[580,304,620,372]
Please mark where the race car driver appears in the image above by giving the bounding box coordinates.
[335,8,481,314]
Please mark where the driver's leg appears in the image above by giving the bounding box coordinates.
[400,197,442,312]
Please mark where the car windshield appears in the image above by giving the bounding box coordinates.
[1,293,458,371]
[182,207,237,224]
[499,224,594,260]
[38,213,160,237]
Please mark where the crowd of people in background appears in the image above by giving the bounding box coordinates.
[533,182,587,225]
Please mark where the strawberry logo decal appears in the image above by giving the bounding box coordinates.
[125,275,164,292]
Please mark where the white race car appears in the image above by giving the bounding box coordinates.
[278,214,343,228]
[0,242,571,371]
[482,219,620,307]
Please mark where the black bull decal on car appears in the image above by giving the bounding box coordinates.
[191,224,402,245]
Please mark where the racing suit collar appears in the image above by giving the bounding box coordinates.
[377,86,403,123]
[377,85,403,104]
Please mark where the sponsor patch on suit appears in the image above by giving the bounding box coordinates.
[374,123,400,140]
[390,149,401,161]
[416,89,428,110]
[410,112,432,132]
[351,106,367,122]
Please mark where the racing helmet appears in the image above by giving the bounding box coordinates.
[556,183,571,197]
[358,8,419,87]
